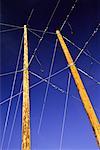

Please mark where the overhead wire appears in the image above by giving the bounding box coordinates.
[34,55,44,72]
[1,30,100,78]
[60,0,78,31]
[29,28,56,35]
[74,23,100,63]
[0,91,22,105]
[37,0,79,134]
[0,0,99,148]
[28,0,61,67]
[27,8,34,25]
[1,64,100,106]
[78,68,100,85]
[67,22,73,34]
[63,36,100,65]
[28,28,41,39]
[28,27,100,67]
[37,39,58,134]
[0,33,24,150]
[0,72,99,114]
[0,69,23,77]
[29,71,66,93]
[2,0,99,108]
[6,83,23,150]
[59,73,71,150]
[5,8,35,149]
[0,22,23,29]
[0,28,22,33]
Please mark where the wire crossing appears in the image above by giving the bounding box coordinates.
[0,0,100,149]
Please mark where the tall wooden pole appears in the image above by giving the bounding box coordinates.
[22,25,31,150]
[56,30,100,147]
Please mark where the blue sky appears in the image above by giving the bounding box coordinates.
[0,0,100,149]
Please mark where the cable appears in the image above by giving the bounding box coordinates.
[6,83,23,150]
[1,61,100,107]
[0,23,23,29]
[27,8,34,25]
[5,9,35,149]
[77,68,100,85]
[28,28,41,39]
[67,22,73,34]
[29,70,66,94]
[28,28,56,35]
[60,0,78,31]
[36,1,78,131]
[37,39,58,134]
[46,0,61,27]
[29,27,100,67]
[0,34,23,150]
[28,29,44,71]
[0,28,22,33]
[0,69,23,77]
[0,91,22,105]
[63,36,100,65]
[74,23,100,63]
[28,0,61,67]
[0,67,68,106]
[59,73,71,150]
[34,55,44,72]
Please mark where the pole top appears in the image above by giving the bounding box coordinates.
[56,30,60,35]
[24,25,27,28]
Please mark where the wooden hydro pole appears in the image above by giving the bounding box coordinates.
[56,30,100,147]
[22,25,31,150]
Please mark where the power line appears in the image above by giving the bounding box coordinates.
[3,10,35,149]
[0,28,22,33]
[28,28,41,39]
[0,22,23,29]
[28,0,61,67]
[63,36,100,65]
[28,28,56,35]
[60,0,78,31]
[37,39,58,134]
[36,0,79,134]
[46,0,61,27]
[0,91,22,105]
[6,83,23,150]
[59,73,71,150]
[78,68,100,85]
[74,23,100,63]
[0,78,99,115]
[29,71,66,93]
[67,22,73,34]
[1,31,100,78]
[28,27,100,67]
[0,69,23,77]
[27,8,34,25]
[0,34,23,150]
[29,29,100,68]
[1,65,100,106]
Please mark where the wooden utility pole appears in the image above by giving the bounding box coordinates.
[22,25,31,150]
[56,30,100,147]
